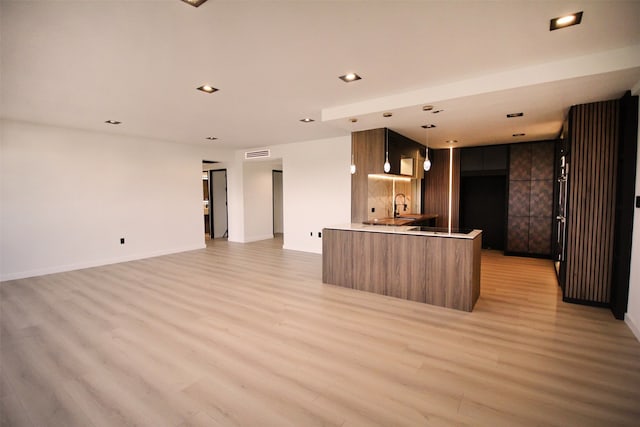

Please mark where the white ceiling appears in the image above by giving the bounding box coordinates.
[2,0,640,149]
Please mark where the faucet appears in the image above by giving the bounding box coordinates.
[394,193,407,218]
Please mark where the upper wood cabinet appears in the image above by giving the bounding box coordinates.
[351,128,425,222]
[387,129,426,177]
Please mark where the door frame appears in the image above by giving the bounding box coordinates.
[272,169,283,237]
[209,169,228,239]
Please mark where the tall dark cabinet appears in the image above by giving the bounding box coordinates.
[506,141,555,257]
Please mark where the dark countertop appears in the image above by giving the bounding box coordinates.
[362,213,438,226]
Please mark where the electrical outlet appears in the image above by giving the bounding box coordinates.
[371,207,375,213]
[318,232,322,238]
[120,238,125,244]
[310,232,313,237]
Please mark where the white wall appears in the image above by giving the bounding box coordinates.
[242,159,281,242]
[228,136,351,251]
[0,119,230,281]
[625,84,640,341]
[276,136,351,254]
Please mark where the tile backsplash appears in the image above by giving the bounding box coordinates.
[367,176,417,219]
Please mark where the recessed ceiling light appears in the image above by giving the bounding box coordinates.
[383,112,393,118]
[550,11,583,31]
[421,124,436,129]
[446,140,458,144]
[197,85,218,93]
[507,112,524,118]
[205,136,218,140]
[432,109,444,114]
[513,133,526,137]
[300,118,315,123]
[105,120,121,125]
[350,118,358,123]
[422,105,434,111]
[181,0,208,7]
[339,73,362,82]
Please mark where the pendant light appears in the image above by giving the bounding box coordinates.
[423,124,433,171]
[350,118,357,174]
[383,128,391,173]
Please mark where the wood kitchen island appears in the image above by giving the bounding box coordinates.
[322,224,482,312]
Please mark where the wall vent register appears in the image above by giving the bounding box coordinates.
[244,149,271,160]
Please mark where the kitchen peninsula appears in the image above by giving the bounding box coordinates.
[322,225,482,312]
[335,127,481,311]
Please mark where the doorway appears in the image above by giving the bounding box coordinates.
[209,169,228,239]
[272,170,283,237]
[460,175,507,250]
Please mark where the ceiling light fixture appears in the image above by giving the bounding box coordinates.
[105,120,121,125]
[446,140,458,144]
[197,85,218,93]
[423,125,432,172]
[339,73,362,82]
[300,118,314,123]
[384,128,391,173]
[432,109,444,114]
[383,112,393,118]
[507,112,524,118]
[206,136,218,140]
[180,0,208,7]
[513,133,526,137]
[550,11,583,31]
[350,120,357,175]
[422,105,434,111]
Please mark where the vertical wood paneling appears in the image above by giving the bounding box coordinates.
[565,100,619,304]
[322,229,481,311]
[423,149,460,228]
[351,129,385,223]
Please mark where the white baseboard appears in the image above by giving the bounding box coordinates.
[241,234,278,243]
[282,243,321,254]
[625,312,640,342]
[0,243,206,282]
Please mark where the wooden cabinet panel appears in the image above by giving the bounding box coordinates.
[386,234,426,302]
[423,149,460,228]
[506,141,555,257]
[351,129,385,223]
[322,229,354,288]
[352,231,387,295]
[460,145,507,173]
[322,229,481,311]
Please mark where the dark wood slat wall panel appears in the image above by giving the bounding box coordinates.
[351,129,385,223]
[565,100,620,304]
[423,149,460,228]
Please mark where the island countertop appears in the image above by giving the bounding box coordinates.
[325,223,482,240]
[322,225,482,311]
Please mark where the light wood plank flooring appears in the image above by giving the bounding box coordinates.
[1,238,640,426]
